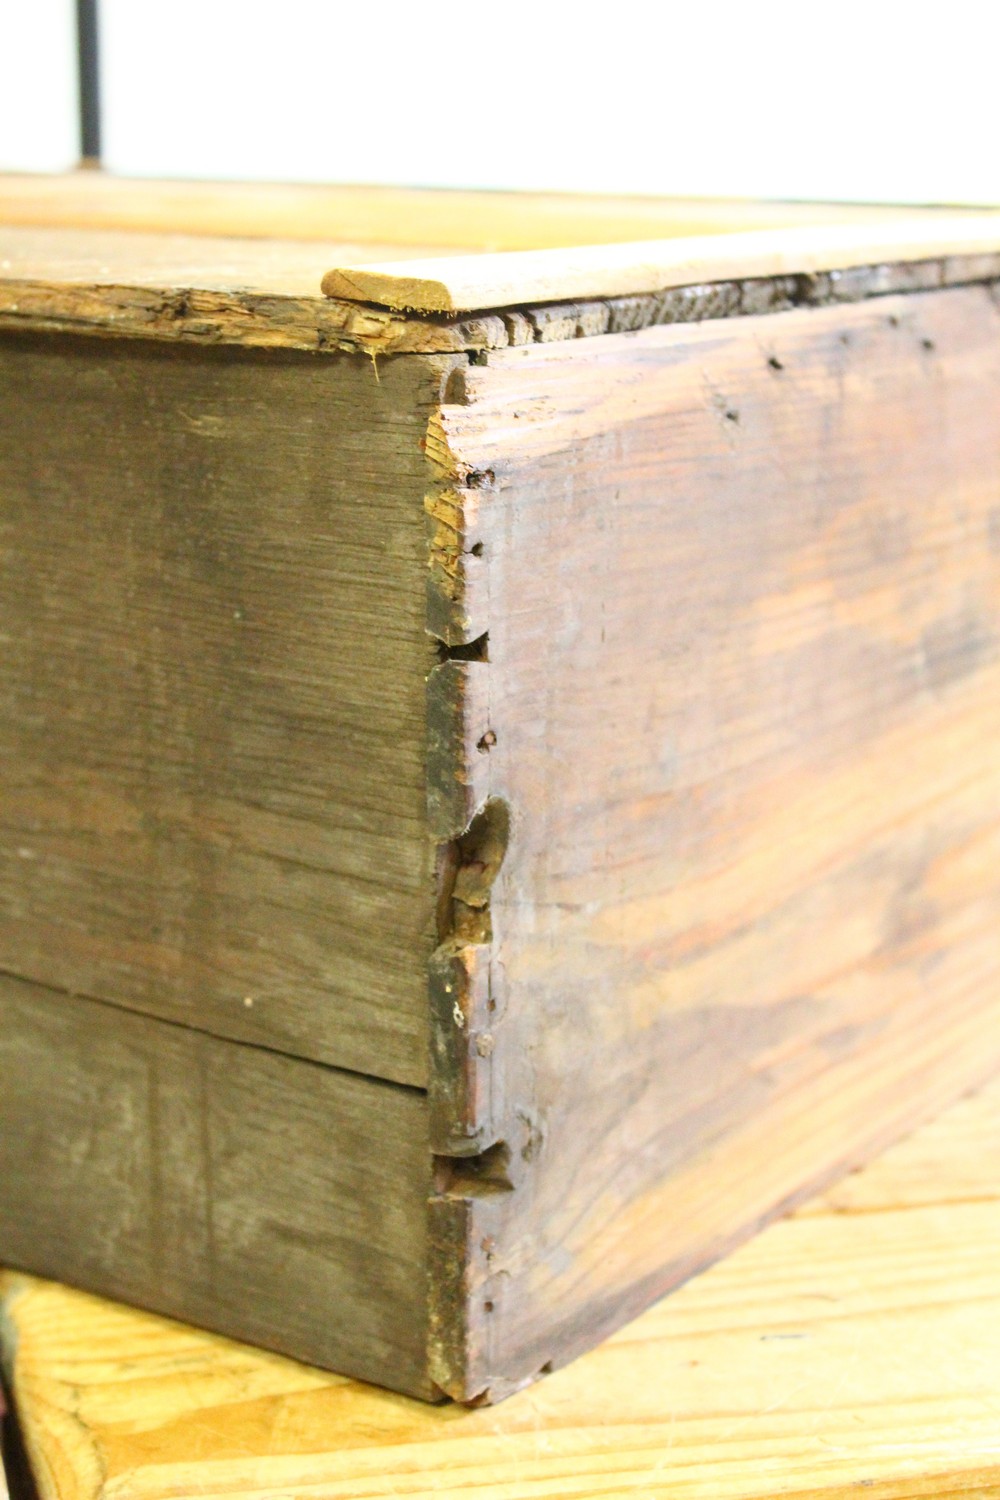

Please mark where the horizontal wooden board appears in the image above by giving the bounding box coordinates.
[0,332,450,1086]
[3,177,998,345]
[0,224,463,298]
[0,973,434,1398]
[0,172,951,250]
[322,214,1000,312]
[0,228,502,356]
[430,283,1000,1398]
[6,238,998,361]
[6,1073,1000,1499]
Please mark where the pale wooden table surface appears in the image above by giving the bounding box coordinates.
[4,1074,1000,1500]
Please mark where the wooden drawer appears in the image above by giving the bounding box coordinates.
[2,174,1000,1401]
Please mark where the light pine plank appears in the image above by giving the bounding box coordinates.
[0,172,953,250]
[322,214,1000,311]
[0,973,434,1398]
[0,225,464,297]
[4,1073,1000,1500]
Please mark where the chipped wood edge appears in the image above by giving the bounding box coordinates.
[321,215,1000,312]
[1,252,999,356]
[423,369,527,1403]
[0,278,509,357]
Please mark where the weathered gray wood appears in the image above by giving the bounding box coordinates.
[0,333,455,1087]
[426,284,1000,1399]
[0,972,434,1398]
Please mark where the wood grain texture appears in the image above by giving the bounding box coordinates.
[4,229,998,361]
[0,332,455,1086]
[427,284,1000,1398]
[0,225,506,358]
[321,215,1000,312]
[4,1072,1000,1500]
[0,225,464,296]
[0,972,434,1399]
[3,179,998,355]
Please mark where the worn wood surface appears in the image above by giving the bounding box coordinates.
[0,973,434,1399]
[2,177,998,355]
[5,212,1000,1409]
[426,283,1000,1399]
[0,230,505,356]
[0,331,453,1086]
[4,1072,1000,1499]
[6,230,999,358]
[0,225,461,295]
[321,216,1000,312]
[0,172,951,249]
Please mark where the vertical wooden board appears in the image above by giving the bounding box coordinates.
[431,284,1000,1397]
[0,334,449,1087]
[0,972,434,1397]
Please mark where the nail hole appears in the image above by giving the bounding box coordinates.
[922,337,936,352]
[470,541,484,557]
[437,632,489,665]
[484,1300,494,1314]
[725,408,740,424]
[476,729,496,753]
[767,355,784,371]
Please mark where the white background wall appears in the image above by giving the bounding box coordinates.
[0,0,79,173]
[4,0,1000,205]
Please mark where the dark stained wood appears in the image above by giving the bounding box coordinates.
[0,972,434,1399]
[427,284,1000,1399]
[0,332,456,1087]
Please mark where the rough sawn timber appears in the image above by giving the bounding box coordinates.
[425,283,1000,1399]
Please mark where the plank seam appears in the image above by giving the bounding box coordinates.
[0,965,427,1099]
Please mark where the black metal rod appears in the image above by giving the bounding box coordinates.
[76,0,101,162]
